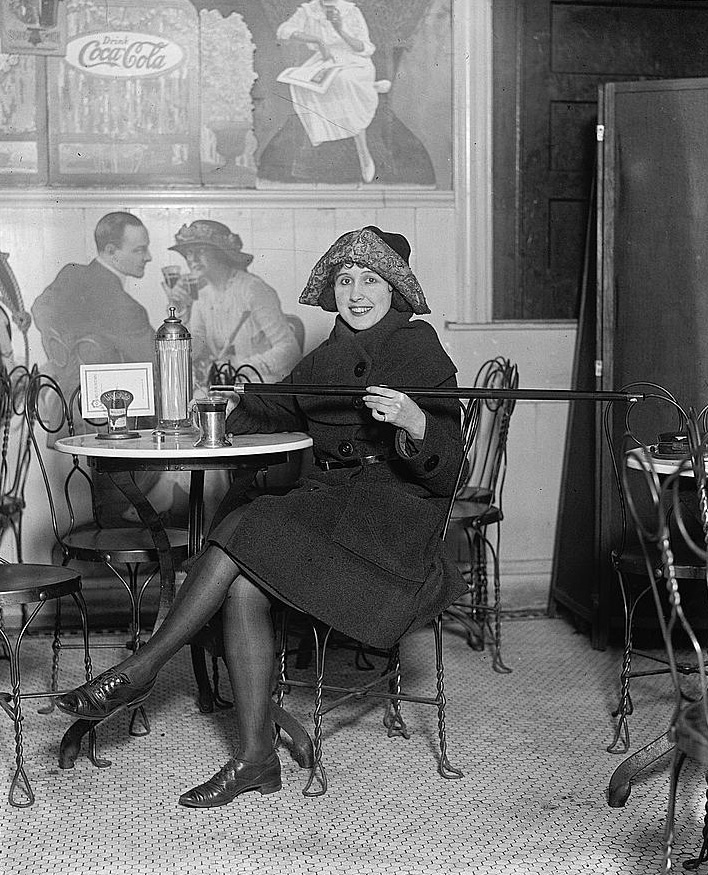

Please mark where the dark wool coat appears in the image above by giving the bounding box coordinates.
[208,308,468,648]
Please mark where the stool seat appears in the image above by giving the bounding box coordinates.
[64,525,189,565]
[0,564,82,606]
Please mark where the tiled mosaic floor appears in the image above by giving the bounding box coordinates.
[1,616,706,875]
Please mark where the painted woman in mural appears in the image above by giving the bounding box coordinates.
[164,219,302,392]
[275,0,386,183]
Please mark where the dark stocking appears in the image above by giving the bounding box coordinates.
[221,574,276,762]
[114,544,240,686]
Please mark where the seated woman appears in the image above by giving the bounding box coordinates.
[57,226,467,808]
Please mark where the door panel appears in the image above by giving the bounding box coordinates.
[494,0,708,320]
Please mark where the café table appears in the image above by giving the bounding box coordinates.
[608,445,703,808]
[54,428,313,625]
[52,428,313,765]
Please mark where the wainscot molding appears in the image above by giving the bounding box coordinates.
[445,320,577,332]
[0,187,454,210]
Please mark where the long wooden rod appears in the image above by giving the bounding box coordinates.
[209,384,644,403]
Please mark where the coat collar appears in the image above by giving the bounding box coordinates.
[330,307,412,353]
[308,308,412,385]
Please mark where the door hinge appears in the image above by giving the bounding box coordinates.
[595,359,603,377]
[596,124,605,142]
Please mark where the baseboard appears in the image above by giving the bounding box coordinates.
[469,558,551,612]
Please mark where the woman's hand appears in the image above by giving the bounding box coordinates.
[363,386,427,441]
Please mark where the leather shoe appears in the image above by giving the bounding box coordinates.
[56,668,156,721]
[178,753,281,808]
[271,702,314,769]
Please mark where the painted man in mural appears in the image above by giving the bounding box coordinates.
[32,211,155,396]
[31,211,185,525]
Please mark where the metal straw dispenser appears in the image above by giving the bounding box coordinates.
[155,306,193,432]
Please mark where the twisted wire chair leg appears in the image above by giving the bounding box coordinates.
[383,644,409,738]
[0,607,8,660]
[683,774,708,871]
[72,589,111,769]
[471,532,488,637]
[461,528,484,650]
[274,610,290,754]
[1,648,33,806]
[607,571,645,754]
[276,610,289,707]
[432,616,462,780]
[663,749,687,874]
[302,624,330,797]
[38,598,62,714]
[0,600,44,807]
[607,610,633,753]
[487,532,510,674]
[126,562,142,653]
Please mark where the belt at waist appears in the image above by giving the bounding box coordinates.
[315,454,392,471]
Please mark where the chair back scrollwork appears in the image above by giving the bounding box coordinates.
[458,357,518,509]
[0,364,35,560]
[621,423,708,726]
[25,373,101,556]
[207,361,265,387]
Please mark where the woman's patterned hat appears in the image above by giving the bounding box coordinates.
[169,220,253,268]
[299,226,430,315]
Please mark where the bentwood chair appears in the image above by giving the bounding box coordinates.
[444,356,519,673]
[276,398,478,796]
[25,372,190,735]
[3,365,105,793]
[603,383,706,755]
[622,419,708,871]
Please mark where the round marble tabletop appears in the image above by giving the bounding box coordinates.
[625,446,701,477]
[54,429,312,460]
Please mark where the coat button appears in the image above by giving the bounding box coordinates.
[352,397,364,410]
[423,455,440,472]
[339,441,354,456]
[353,361,367,377]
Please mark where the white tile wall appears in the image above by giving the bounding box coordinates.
[0,199,576,607]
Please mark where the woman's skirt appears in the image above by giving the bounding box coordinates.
[207,476,467,649]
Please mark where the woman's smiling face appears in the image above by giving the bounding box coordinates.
[333,263,393,330]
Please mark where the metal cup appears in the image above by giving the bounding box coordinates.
[192,398,231,448]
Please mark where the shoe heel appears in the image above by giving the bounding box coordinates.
[258,780,282,795]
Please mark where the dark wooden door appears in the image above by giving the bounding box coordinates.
[551,76,708,646]
[494,0,708,320]
[597,77,708,639]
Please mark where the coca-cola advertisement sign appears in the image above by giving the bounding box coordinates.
[65,31,184,78]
